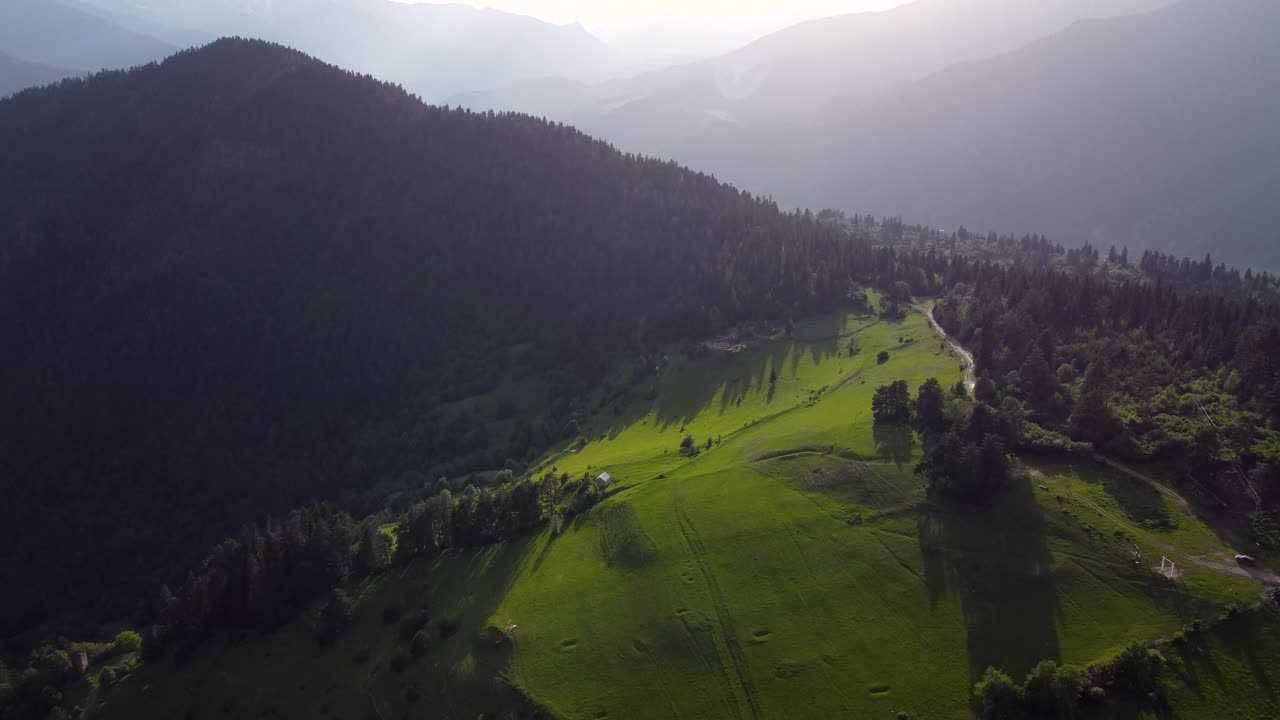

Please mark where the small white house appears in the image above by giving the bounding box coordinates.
[595,471,612,490]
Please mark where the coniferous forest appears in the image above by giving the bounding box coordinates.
[0,38,886,634]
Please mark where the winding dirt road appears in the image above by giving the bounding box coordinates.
[921,304,976,397]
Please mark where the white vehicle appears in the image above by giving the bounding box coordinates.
[1235,554,1256,564]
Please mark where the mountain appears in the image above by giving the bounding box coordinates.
[0,38,872,635]
[458,0,1280,271]
[0,0,175,73]
[76,0,627,100]
[0,52,74,98]
[802,0,1280,269]
[63,0,216,50]
[454,0,1175,133]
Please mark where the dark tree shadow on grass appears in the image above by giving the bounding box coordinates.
[600,309,880,441]
[1168,634,1221,700]
[1219,613,1277,701]
[918,477,1063,682]
[872,422,915,469]
[1097,466,1177,529]
[646,310,847,433]
[367,536,543,719]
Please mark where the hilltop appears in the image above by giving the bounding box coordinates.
[0,37,880,636]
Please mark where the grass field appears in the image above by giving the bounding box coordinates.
[99,306,1272,720]
[1154,606,1280,720]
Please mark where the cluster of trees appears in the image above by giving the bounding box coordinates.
[395,479,545,560]
[974,643,1165,720]
[153,506,359,658]
[679,435,703,457]
[151,469,592,658]
[0,631,142,719]
[872,378,1017,502]
[929,259,1280,515]
[871,381,913,424]
[1137,249,1280,306]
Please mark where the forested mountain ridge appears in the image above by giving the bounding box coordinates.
[73,0,627,100]
[0,38,879,636]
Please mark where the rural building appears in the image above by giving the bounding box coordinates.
[595,472,612,490]
[72,648,88,675]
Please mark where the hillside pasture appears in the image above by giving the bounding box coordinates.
[99,307,1266,720]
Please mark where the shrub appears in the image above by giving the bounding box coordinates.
[398,609,430,641]
[1110,642,1163,692]
[877,350,890,364]
[110,631,143,657]
[680,435,699,457]
[1247,512,1280,550]
[98,666,117,687]
[410,630,432,658]
[481,625,510,648]
[1020,422,1092,455]
[41,685,64,709]
[1050,663,1085,708]
[315,589,354,646]
[437,617,461,640]
[389,648,410,673]
[381,604,405,625]
[1086,686,1106,703]
[34,649,73,685]
[1022,660,1061,713]
[974,667,1023,720]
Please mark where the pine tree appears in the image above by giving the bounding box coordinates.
[914,378,947,433]
[1068,359,1119,446]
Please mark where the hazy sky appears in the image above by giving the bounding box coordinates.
[440,0,915,29]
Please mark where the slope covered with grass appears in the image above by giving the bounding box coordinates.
[97,305,1268,720]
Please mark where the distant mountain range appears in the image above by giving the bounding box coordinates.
[0,0,175,73]
[801,0,1280,268]
[457,0,1280,270]
[0,0,630,101]
[453,0,1176,136]
[0,52,74,98]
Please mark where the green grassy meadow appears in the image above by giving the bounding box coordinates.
[99,307,1272,720]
